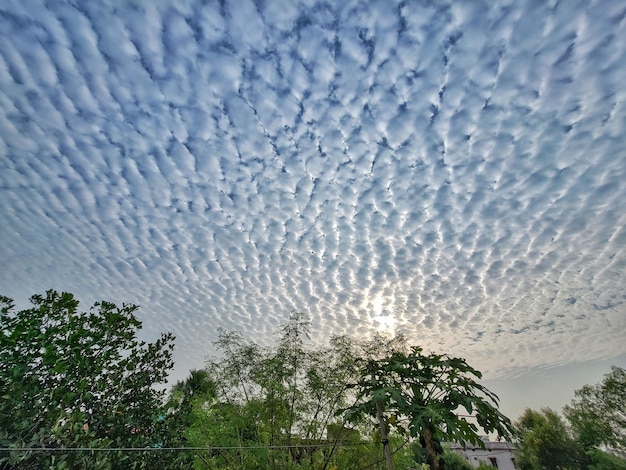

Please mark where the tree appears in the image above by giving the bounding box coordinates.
[586,448,626,470]
[341,346,513,470]
[200,314,363,469]
[0,290,176,469]
[439,448,473,470]
[411,444,474,470]
[193,315,414,469]
[163,369,218,467]
[564,366,626,456]
[513,408,588,470]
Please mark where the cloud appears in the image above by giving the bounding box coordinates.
[1,0,625,383]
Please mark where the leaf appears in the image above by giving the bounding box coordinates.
[341,347,513,447]
[1,290,176,469]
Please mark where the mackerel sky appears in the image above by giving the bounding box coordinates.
[1,0,625,416]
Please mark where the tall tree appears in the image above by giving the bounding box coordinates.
[198,315,413,469]
[585,448,626,470]
[0,290,176,469]
[564,366,626,456]
[341,346,513,470]
[513,408,588,470]
[163,369,218,467]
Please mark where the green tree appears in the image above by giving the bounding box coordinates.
[163,369,218,468]
[199,314,359,469]
[411,444,473,470]
[192,315,413,469]
[564,366,626,456]
[513,408,588,470]
[0,290,176,469]
[440,448,473,470]
[586,448,626,470]
[341,346,513,470]
[202,328,271,469]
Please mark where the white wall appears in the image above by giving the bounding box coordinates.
[449,441,517,470]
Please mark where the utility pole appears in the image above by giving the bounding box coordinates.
[370,361,394,470]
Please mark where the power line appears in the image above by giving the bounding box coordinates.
[0,442,370,452]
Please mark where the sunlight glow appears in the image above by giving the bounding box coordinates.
[371,293,397,336]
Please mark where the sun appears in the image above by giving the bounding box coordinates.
[371,293,397,335]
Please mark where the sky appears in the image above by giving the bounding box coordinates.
[1,0,625,422]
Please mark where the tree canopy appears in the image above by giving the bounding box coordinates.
[513,408,588,470]
[1,293,518,469]
[514,366,626,470]
[0,290,177,469]
[341,346,513,470]
[170,314,420,469]
[564,366,626,456]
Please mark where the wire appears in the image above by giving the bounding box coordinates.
[0,442,370,452]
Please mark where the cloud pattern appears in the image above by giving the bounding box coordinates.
[1,0,625,380]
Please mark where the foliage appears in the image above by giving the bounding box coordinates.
[341,346,513,470]
[586,448,626,470]
[564,366,626,455]
[439,449,473,470]
[179,313,414,469]
[512,368,626,470]
[162,369,218,468]
[413,447,473,470]
[200,313,359,468]
[513,408,588,470]
[0,290,177,469]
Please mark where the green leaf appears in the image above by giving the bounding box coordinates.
[0,290,176,469]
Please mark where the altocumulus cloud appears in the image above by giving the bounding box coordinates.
[1,0,625,381]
